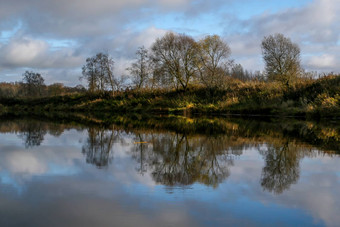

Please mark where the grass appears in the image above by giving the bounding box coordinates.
[0,75,339,119]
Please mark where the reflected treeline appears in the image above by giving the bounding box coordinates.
[89,115,339,192]
[106,114,340,153]
[0,115,339,193]
[0,118,80,148]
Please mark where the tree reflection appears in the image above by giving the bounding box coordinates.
[130,133,239,188]
[259,142,301,194]
[18,121,48,148]
[82,127,119,168]
[1,115,334,192]
[130,133,153,175]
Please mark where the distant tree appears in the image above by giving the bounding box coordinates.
[231,64,250,81]
[48,83,64,97]
[261,33,302,86]
[75,84,86,92]
[252,71,266,82]
[81,52,116,94]
[197,35,232,89]
[22,71,45,97]
[151,32,199,90]
[127,46,151,89]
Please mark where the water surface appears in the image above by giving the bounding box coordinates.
[0,116,339,226]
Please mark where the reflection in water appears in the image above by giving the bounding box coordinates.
[130,133,235,187]
[151,134,234,187]
[260,142,301,194]
[82,127,115,168]
[81,127,128,168]
[0,116,340,226]
[1,116,339,192]
[18,121,47,148]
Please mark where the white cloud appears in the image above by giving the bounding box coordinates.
[307,54,337,69]
[0,36,83,70]
[2,37,48,67]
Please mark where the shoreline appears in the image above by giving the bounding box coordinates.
[0,75,339,120]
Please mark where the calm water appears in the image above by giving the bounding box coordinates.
[0,117,339,227]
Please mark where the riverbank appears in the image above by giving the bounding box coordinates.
[0,75,339,119]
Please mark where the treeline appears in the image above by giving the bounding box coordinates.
[80,32,329,94]
[0,32,337,105]
[79,33,265,95]
[0,71,86,98]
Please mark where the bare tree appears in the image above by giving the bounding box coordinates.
[261,33,302,87]
[103,53,116,95]
[231,64,251,82]
[81,52,116,94]
[151,32,199,90]
[22,71,45,97]
[127,46,151,89]
[48,83,64,97]
[197,35,232,89]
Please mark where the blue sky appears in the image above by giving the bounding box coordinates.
[0,0,339,85]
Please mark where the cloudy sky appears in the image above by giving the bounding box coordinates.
[0,0,339,85]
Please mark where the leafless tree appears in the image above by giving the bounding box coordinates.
[261,33,302,87]
[81,52,116,94]
[151,32,199,90]
[127,46,151,89]
[197,35,232,89]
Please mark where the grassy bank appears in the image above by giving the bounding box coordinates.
[0,75,339,119]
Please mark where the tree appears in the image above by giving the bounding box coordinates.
[22,71,45,97]
[48,83,64,97]
[81,52,116,94]
[197,35,232,89]
[151,32,199,90]
[127,46,151,89]
[261,33,302,86]
[231,64,249,81]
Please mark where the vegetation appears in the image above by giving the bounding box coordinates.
[81,52,120,95]
[261,33,302,87]
[22,71,45,97]
[0,74,339,119]
[0,32,338,119]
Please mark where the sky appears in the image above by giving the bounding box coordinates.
[0,0,339,86]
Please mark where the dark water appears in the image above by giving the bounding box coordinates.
[0,116,339,227]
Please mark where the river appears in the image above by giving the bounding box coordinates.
[0,116,339,226]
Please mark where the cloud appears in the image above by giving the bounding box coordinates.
[222,0,340,72]
[1,37,48,67]
[307,54,337,69]
[0,0,339,85]
[0,36,83,69]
